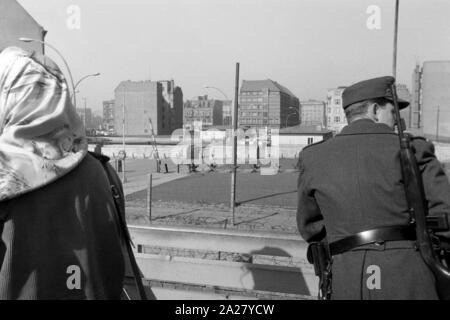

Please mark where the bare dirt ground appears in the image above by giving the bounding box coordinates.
[125,201,298,233]
[122,160,300,234]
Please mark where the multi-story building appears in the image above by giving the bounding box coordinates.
[0,0,46,54]
[408,61,450,139]
[183,95,223,130]
[420,61,450,140]
[397,84,412,129]
[300,99,326,127]
[160,80,184,133]
[76,107,93,129]
[410,64,423,129]
[91,114,103,131]
[222,100,232,126]
[103,100,115,133]
[326,87,347,132]
[114,80,183,136]
[239,79,299,129]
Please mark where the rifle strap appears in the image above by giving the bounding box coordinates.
[92,152,148,300]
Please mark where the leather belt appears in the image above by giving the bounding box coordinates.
[329,225,416,256]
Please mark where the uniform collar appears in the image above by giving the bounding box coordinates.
[337,119,395,136]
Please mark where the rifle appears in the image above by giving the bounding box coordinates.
[391,83,450,300]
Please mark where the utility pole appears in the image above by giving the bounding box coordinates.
[83,97,87,130]
[122,89,127,183]
[148,117,161,173]
[392,0,399,78]
[436,106,440,143]
[230,63,240,225]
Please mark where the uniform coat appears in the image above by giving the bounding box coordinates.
[297,119,450,299]
[0,153,125,299]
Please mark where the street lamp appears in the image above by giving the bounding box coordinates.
[204,85,231,126]
[19,37,76,107]
[72,72,100,105]
[203,85,229,100]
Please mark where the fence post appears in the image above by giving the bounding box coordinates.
[147,173,152,223]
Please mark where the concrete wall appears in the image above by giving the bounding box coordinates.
[90,142,450,164]
[278,134,324,146]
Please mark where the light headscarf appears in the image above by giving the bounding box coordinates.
[0,46,87,201]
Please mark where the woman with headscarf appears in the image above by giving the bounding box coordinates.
[0,46,125,299]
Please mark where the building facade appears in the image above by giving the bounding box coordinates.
[183,95,223,130]
[222,100,232,126]
[160,80,184,133]
[239,79,300,129]
[326,87,347,133]
[300,99,326,127]
[410,64,423,129]
[419,61,450,140]
[397,84,412,129]
[103,100,115,133]
[0,0,46,54]
[408,61,450,139]
[114,80,183,136]
[279,124,333,146]
[76,107,93,130]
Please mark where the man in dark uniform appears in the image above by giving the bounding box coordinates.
[297,76,450,299]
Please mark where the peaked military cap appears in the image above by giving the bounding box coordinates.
[342,76,410,110]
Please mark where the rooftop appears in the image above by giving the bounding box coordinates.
[279,124,332,135]
[241,79,298,98]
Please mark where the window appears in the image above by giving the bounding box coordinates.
[307,137,313,145]
[334,116,340,122]
[334,99,341,105]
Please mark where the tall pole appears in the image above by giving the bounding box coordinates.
[392,0,399,78]
[230,63,240,225]
[122,89,126,183]
[83,97,87,129]
[72,72,101,104]
[436,106,440,143]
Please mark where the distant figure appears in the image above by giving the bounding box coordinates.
[0,47,125,299]
[189,163,198,173]
[94,143,102,155]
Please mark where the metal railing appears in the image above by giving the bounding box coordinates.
[125,225,318,300]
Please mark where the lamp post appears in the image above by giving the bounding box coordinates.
[204,85,229,100]
[122,87,127,183]
[19,37,76,107]
[83,97,87,129]
[204,85,231,126]
[72,72,100,105]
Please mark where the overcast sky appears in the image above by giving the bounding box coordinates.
[18,0,450,114]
